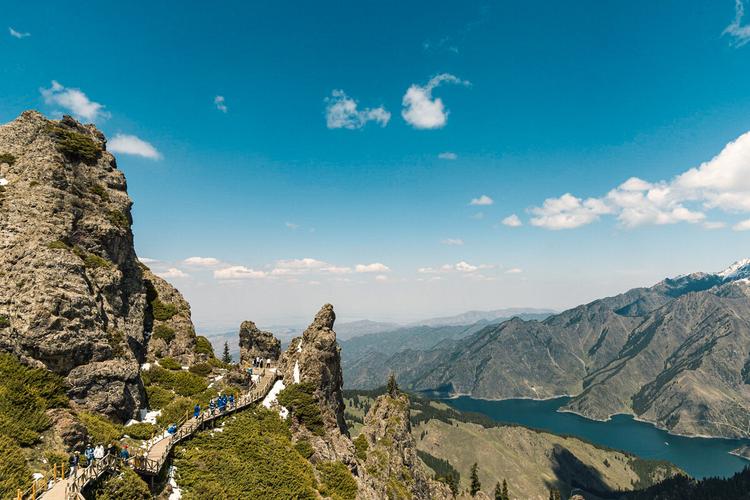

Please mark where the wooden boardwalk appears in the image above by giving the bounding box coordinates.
[28,368,278,500]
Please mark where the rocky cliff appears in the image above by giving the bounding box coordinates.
[0,111,197,422]
[239,320,281,365]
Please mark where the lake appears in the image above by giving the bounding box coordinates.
[439,395,750,479]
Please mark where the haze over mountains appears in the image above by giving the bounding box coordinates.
[342,261,750,440]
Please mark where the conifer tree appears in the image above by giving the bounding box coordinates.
[221,341,232,364]
[502,479,509,500]
[386,373,399,396]
[470,463,481,496]
[494,481,503,500]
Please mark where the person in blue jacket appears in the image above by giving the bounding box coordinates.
[193,403,200,418]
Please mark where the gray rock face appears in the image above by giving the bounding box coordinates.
[238,320,280,365]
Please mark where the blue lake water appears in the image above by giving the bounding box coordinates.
[439,395,750,479]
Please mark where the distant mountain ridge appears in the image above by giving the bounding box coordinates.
[346,260,750,439]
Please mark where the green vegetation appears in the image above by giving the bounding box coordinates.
[159,356,182,370]
[46,124,101,164]
[0,152,16,165]
[151,299,178,321]
[222,341,232,364]
[495,479,509,500]
[0,353,67,446]
[470,462,481,496]
[89,183,109,201]
[173,409,317,499]
[123,422,156,440]
[188,362,212,377]
[316,461,358,500]
[294,439,314,459]
[624,467,750,500]
[353,433,369,461]
[70,245,112,269]
[0,435,30,499]
[0,316,9,328]
[194,335,215,357]
[142,365,207,397]
[417,450,460,495]
[78,412,123,444]
[47,240,70,250]
[630,457,680,490]
[278,382,325,436]
[107,210,129,229]
[152,324,175,344]
[95,468,151,500]
[145,384,173,410]
[157,397,195,427]
[387,373,399,396]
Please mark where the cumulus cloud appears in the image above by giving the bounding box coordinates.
[157,268,189,279]
[184,256,221,267]
[441,238,464,246]
[9,27,30,38]
[214,95,228,113]
[502,214,523,227]
[418,261,493,274]
[724,0,750,47]
[271,258,329,276]
[325,90,390,129]
[401,73,470,129]
[470,195,494,206]
[40,81,109,122]
[438,152,458,160]
[530,193,612,230]
[355,263,391,273]
[214,266,267,280]
[108,134,162,160]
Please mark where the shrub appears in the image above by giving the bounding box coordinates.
[188,362,212,377]
[294,439,314,459]
[278,382,325,436]
[317,461,358,500]
[0,353,67,446]
[152,324,175,344]
[0,152,16,166]
[174,409,317,499]
[159,357,182,370]
[152,299,178,321]
[157,397,194,427]
[47,240,70,250]
[84,253,111,269]
[145,384,173,410]
[95,468,150,500]
[46,124,101,164]
[353,433,369,461]
[0,435,30,499]
[207,356,230,369]
[0,316,9,328]
[107,209,129,229]
[194,336,215,357]
[123,422,156,440]
[89,183,109,201]
[78,412,123,444]
[145,366,207,396]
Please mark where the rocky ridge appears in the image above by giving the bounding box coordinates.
[239,319,281,365]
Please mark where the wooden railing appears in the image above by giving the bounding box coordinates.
[66,453,117,499]
[16,461,68,500]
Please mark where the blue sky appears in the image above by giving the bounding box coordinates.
[3,1,750,328]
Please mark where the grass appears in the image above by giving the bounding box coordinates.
[316,461,358,500]
[278,382,325,436]
[173,408,318,499]
[152,299,178,321]
[0,152,16,165]
[46,124,101,164]
[152,324,175,344]
[0,353,67,446]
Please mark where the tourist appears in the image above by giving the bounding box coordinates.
[85,444,94,467]
[168,423,177,434]
[94,444,104,461]
[266,357,271,368]
[229,394,234,407]
[107,442,117,458]
[120,445,129,461]
[69,452,79,476]
[193,403,200,418]
[209,398,215,415]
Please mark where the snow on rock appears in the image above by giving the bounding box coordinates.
[168,465,182,500]
[0,178,8,186]
[293,360,300,383]
[297,340,303,353]
[718,258,750,281]
[32,472,44,480]
[140,362,151,371]
[262,379,289,419]
[126,408,161,427]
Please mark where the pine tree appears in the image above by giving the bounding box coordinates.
[221,341,232,364]
[470,463,481,496]
[502,479,509,500]
[386,373,399,396]
[494,481,503,500]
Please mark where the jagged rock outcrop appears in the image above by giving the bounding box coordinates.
[359,391,452,500]
[0,111,198,422]
[238,320,280,365]
[143,266,197,364]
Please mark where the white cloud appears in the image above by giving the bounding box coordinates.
[285,222,299,230]
[401,73,470,129]
[271,258,327,275]
[157,268,189,279]
[441,238,464,246]
[438,152,458,160]
[184,256,221,267]
[214,95,228,113]
[355,263,391,273]
[455,261,478,272]
[108,134,162,160]
[419,261,492,274]
[724,0,750,47]
[470,195,494,206]
[321,266,353,274]
[214,266,267,280]
[529,130,750,230]
[502,214,522,227]
[9,27,30,39]
[733,219,750,231]
[374,274,388,282]
[325,90,390,129]
[40,81,109,122]
[505,267,523,274]
[138,257,158,264]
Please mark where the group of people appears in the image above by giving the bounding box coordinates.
[68,442,122,477]
[206,393,236,415]
[251,356,271,368]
